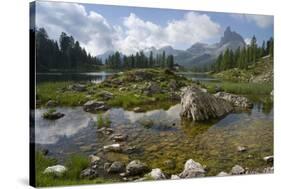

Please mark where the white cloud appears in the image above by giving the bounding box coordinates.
[232,14,273,28]
[36,2,222,56]
[244,38,251,45]
[118,12,221,55]
[36,1,117,56]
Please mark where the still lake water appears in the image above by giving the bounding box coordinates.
[35,72,273,176]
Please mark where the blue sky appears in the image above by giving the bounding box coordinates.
[36,1,273,56]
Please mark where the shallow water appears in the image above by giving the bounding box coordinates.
[35,101,273,176]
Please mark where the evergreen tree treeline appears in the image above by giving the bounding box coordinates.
[35,28,102,72]
[105,50,174,70]
[212,36,273,72]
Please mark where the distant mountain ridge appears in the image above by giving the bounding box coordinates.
[97,27,246,68]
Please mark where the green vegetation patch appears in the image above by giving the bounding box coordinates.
[35,151,114,187]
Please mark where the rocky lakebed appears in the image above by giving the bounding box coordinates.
[34,69,273,184]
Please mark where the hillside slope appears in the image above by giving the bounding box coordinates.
[213,55,273,83]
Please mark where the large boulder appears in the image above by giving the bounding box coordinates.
[83,100,109,113]
[126,160,150,176]
[179,159,205,178]
[146,168,166,180]
[43,165,67,176]
[214,92,253,109]
[180,87,233,121]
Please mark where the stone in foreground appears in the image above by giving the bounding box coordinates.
[43,165,67,176]
[179,159,205,178]
[180,86,233,121]
[230,165,245,175]
[126,160,150,176]
[146,168,166,180]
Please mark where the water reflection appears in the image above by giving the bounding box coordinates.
[36,72,113,84]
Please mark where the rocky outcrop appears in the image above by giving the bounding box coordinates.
[180,87,233,121]
[83,100,109,113]
[126,160,150,176]
[179,159,205,178]
[214,92,253,109]
[43,165,67,176]
[146,168,166,180]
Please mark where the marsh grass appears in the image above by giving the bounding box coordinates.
[96,114,111,128]
[35,151,113,187]
[203,81,273,95]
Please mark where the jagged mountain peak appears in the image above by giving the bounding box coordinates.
[219,26,245,46]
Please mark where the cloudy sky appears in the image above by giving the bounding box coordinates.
[35,1,273,56]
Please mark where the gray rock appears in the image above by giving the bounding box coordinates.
[180,87,233,121]
[214,92,253,109]
[133,107,144,113]
[43,165,67,176]
[147,82,161,94]
[146,168,166,180]
[71,84,87,92]
[111,134,128,142]
[107,161,126,173]
[97,127,114,135]
[103,144,122,152]
[179,159,205,178]
[168,80,177,90]
[230,165,245,175]
[45,100,57,107]
[104,163,111,171]
[263,167,274,173]
[89,155,100,166]
[171,175,180,179]
[80,168,98,179]
[43,111,64,120]
[126,160,150,176]
[237,146,247,152]
[83,100,109,113]
[217,171,230,177]
[263,156,273,163]
[97,91,113,100]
